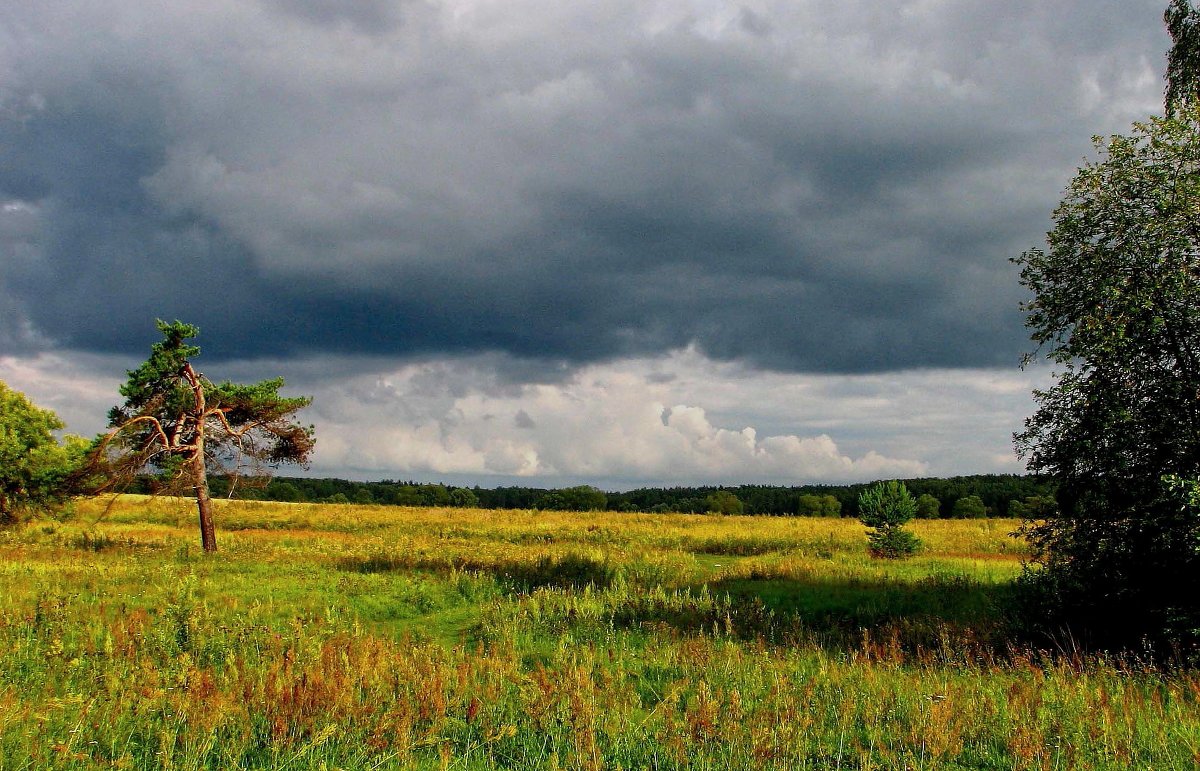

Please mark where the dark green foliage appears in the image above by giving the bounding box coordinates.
[0,381,83,523]
[704,489,744,515]
[341,549,616,592]
[536,485,607,511]
[393,483,450,506]
[205,474,1052,518]
[952,495,987,519]
[510,552,617,591]
[866,527,923,560]
[1007,495,1057,519]
[797,493,842,517]
[270,482,304,502]
[602,476,1048,517]
[449,487,479,507]
[915,493,941,519]
[857,481,917,529]
[109,321,201,421]
[1014,89,1200,650]
[857,481,921,559]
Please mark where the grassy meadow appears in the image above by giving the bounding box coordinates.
[2,496,1198,769]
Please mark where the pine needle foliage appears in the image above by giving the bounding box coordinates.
[92,320,314,551]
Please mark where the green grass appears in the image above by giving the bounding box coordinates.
[1,496,1198,769]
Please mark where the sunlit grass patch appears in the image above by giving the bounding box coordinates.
[1,496,1194,769]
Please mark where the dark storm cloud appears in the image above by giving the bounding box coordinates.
[0,0,1169,373]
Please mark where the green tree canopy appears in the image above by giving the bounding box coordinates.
[449,487,479,508]
[705,490,744,515]
[797,493,841,517]
[1014,85,1200,647]
[0,381,83,523]
[915,493,941,519]
[537,485,608,512]
[94,320,315,552]
[951,495,987,519]
[857,481,917,530]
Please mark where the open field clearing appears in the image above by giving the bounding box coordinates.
[2,497,1199,769]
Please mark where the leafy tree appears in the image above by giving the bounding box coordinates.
[270,482,304,503]
[857,481,921,559]
[418,484,452,507]
[915,493,941,519]
[705,490,744,515]
[537,485,607,511]
[951,495,987,519]
[0,381,84,523]
[1013,8,1200,649]
[449,487,479,508]
[1008,495,1057,519]
[797,493,841,517]
[1022,495,1057,518]
[93,320,314,552]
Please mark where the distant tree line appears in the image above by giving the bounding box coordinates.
[196,473,1054,519]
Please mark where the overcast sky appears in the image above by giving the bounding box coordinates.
[0,0,1171,488]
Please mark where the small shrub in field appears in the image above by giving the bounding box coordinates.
[867,526,922,559]
[858,481,921,559]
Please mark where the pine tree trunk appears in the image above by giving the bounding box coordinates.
[193,448,217,553]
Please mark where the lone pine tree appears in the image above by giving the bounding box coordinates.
[94,320,314,552]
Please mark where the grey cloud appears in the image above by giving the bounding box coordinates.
[264,0,402,32]
[0,0,1169,376]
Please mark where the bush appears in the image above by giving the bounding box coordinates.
[867,527,922,559]
[797,494,841,517]
[952,495,987,519]
[705,490,743,515]
[857,481,922,560]
[915,493,941,519]
[0,381,83,525]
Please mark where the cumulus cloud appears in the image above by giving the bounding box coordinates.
[0,345,1054,486]
[301,354,929,484]
[0,0,1168,372]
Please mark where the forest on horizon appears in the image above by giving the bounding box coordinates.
[201,472,1054,519]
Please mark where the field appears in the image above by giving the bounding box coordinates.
[2,497,1199,769]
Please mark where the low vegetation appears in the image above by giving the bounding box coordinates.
[3,497,1199,769]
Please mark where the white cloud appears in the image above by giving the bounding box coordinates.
[0,346,1053,487]
[287,348,1054,485]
